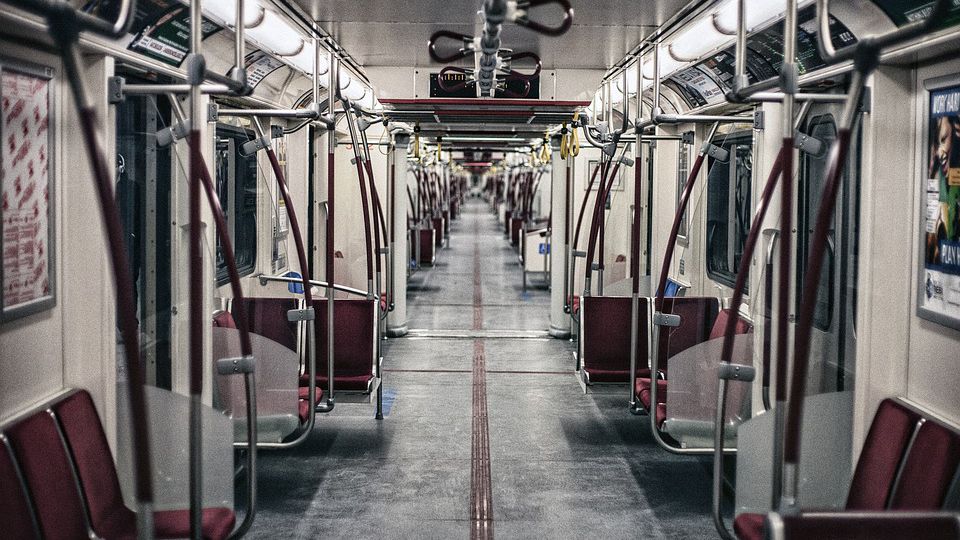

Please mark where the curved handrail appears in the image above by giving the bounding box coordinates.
[583,152,626,295]
[360,130,390,306]
[342,104,376,294]
[711,145,786,540]
[49,11,154,536]
[512,0,574,36]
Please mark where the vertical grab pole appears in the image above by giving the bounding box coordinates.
[326,52,339,409]
[45,7,156,538]
[772,0,798,510]
[185,0,204,533]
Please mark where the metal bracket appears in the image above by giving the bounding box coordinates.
[703,142,729,162]
[216,355,256,375]
[108,76,124,104]
[753,110,765,130]
[378,247,390,255]
[652,311,681,327]
[207,103,219,123]
[271,124,284,139]
[156,120,191,147]
[718,363,756,382]
[240,135,271,156]
[619,155,635,166]
[591,263,600,271]
[681,130,695,145]
[572,250,586,258]
[794,130,825,156]
[287,307,316,322]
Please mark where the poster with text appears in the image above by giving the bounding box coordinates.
[1,63,55,320]
[919,82,960,328]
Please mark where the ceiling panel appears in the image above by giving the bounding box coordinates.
[290,0,694,70]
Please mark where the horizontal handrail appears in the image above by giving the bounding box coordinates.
[257,274,369,298]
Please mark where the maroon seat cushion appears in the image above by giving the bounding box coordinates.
[888,419,960,510]
[212,311,236,329]
[7,410,89,540]
[154,507,236,540]
[734,512,765,540]
[635,377,667,409]
[846,399,922,510]
[582,368,630,384]
[656,297,719,369]
[0,437,38,539]
[298,387,324,423]
[312,374,375,392]
[710,308,752,340]
[53,391,236,540]
[655,403,667,429]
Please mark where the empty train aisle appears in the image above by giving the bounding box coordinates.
[248,199,718,539]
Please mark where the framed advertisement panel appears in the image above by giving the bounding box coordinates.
[1,58,56,322]
[918,75,960,330]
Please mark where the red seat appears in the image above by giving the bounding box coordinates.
[379,293,388,312]
[298,387,324,423]
[302,298,377,392]
[579,296,648,384]
[52,390,236,540]
[0,435,40,539]
[735,399,960,539]
[6,409,90,540]
[635,377,667,408]
[212,310,237,329]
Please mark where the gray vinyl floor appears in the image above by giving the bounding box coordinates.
[246,198,718,539]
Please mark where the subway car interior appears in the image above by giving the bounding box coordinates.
[2,0,960,538]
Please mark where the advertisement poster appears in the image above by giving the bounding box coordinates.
[1,63,55,320]
[129,5,221,66]
[919,82,960,328]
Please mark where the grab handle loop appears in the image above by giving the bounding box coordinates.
[428,30,475,63]
[497,78,532,98]
[511,0,574,36]
[501,51,542,80]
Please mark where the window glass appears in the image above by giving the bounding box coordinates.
[215,124,258,284]
[798,116,838,331]
[115,93,173,388]
[706,133,753,289]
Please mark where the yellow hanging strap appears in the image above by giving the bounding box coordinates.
[570,111,581,157]
[559,122,570,160]
[436,137,443,161]
[540,134,551,164]
[413,124,421,159]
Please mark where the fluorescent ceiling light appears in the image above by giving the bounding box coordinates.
[203,0,263,27]
[339,75,366,101]
[668,14,726,61]
[615,63,640,95]
[714,0,788,34]
[286,46,330,77]
[247,9,304,56]
[641,51,684,80]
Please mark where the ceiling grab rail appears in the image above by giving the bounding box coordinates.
[41,4,155,538]
[168,97,257,538]
[780,0,951,515]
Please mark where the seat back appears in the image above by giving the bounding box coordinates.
[846,399,922,510]
[580,296,648,376]
[0,435,40,539]
[656,296,720,370]
[213,310,237,329]
[314,298,377,377]
[888,419,960,510]
[6,408,90,540]
[709,308,752,341]
[52,390,135,535]
[233,297,299,351]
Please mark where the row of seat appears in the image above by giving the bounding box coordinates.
[735,398,960,539]
[1,389,235,540]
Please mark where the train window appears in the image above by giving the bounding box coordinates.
[798,115,838,331]
[706,133,754,290]
[214,124,258,285]
[115,92,173,388]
